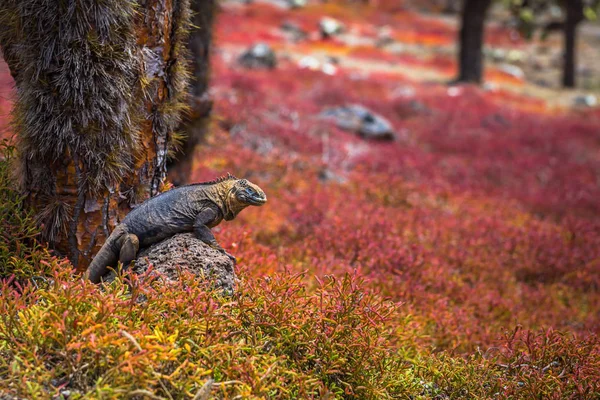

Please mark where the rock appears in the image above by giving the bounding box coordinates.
[447,86,462,97]
[375,26,394,48]
[298,56,320,70]
[483,82,499,92]
[104,233,236,294]
[487,47,506,62]
[394,99,431,119]
[238,43,277,69]
[506,50,525,64]
[298,56,337,75]
[533,78,552,88]
[573,94,598,108]
[320,105,396,140]
[498,63,525,80]
[280,21,307,42]
[319,17,344,38]
[321,63,337,76]
[318,168,347,183]
[286,0,307,8]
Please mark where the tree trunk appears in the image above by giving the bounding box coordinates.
[171,0,217,183]
[563,0,583,88]
[0,0,191,269]
[457,0,493,84]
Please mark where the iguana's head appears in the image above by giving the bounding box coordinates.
[230,178,267,206]
[216,176,267,220]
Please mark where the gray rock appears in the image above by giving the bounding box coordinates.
[238,43,277,69]
[534,78,553,88]
[375,26,394,48]
[104,233,236,294]
[573,94,598,108]
[287,0,307,8]
[498,63,525,79]
[319,17,344,38]
[320,105,396,140]
[280,21,308,42]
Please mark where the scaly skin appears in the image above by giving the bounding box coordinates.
[84,175,267,283]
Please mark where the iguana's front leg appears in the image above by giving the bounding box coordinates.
[194,207,236,263]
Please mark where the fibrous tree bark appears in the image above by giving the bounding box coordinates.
[562,0,583,88]
[0,0,191,269]
[457,0,493,84]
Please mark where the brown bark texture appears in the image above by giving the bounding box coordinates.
[0,0,191,269]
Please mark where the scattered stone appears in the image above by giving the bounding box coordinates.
[530,59,545,72]
[298,56,320,70]
[319,17,344,38]
[385,42,406,54]
[498,63,525,80]
[298,56,338,75]
[324,55,340,65]
[238,43,277,69]
[320,105,396,140]
[573,94,598,108]
[487,47,506,62]
[103,233,237,295]
[280,21,308,42]
[483,82,499,92]
[549,4,563,18]
[286,0,307,8]
[533,78,552,88]
[318,168,347,183]
[447,86,462,97]
[393,99,431,119]
[506,50,525,64]
[321,63,337,75]
[375,26,395,48]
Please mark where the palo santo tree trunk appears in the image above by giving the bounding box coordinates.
[0,0,191,269]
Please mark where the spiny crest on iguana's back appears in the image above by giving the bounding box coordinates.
[187,173,239,186]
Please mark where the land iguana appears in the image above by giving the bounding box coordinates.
[84,175,267,283]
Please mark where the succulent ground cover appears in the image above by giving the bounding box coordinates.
[1,0,599,398]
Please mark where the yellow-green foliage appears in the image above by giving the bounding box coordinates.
[0,140,68,279]
[0,268,418,399]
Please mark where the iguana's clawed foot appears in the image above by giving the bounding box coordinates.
[223,251,237,265]
[209,244,237,264]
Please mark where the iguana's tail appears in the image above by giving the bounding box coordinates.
[84,225,126,283]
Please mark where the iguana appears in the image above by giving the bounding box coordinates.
[84,175,267,283]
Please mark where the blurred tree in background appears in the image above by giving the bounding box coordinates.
[458,0,599,87]
[563,0,585,87]
[457,0,493,83]
[171,0,217,182]
[0,0,192,269]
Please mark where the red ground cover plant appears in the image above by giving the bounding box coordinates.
[197,0,600,359]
